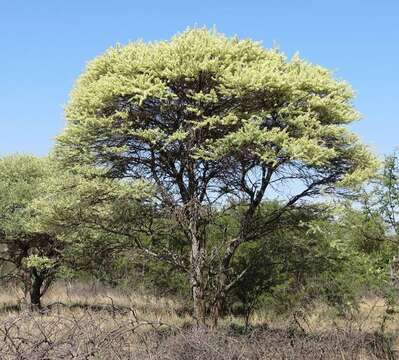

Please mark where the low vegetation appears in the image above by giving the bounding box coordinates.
[0,283,397,359]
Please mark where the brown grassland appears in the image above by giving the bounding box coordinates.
[0,282,397,359]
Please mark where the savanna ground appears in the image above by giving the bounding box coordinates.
[0,282,397,359]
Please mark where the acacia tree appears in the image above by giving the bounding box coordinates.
[361,152,399,287]
[375,152,399,234]
[55,29,377,323]
[0,155,63,308]
[34,166,157,272]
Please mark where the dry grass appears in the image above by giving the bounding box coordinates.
[0,282,397,359]
[246,297,399,335]
[0,311,395,359]
[0,282,396,333]
[0,281,191,326]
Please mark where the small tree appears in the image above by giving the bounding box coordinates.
[55,29,377,323]
[373,152,399,234]
[361,152,399,304]
[0,155,62,308]
[33,166,157,275]
[228,204,326,329]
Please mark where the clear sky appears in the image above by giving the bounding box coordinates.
[0,0,397,157]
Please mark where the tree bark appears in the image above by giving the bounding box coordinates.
[30,271,44,310]
[189,205,206,325]
[211,272,227,328]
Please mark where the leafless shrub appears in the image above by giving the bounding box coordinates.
[136,326,396,360]
[0,309,173,359]
[0,308,395,359]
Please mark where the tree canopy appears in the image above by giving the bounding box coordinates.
[0,155,62,308]
[59,29,376,186]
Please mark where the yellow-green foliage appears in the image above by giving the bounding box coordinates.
[0,155,51,234]
[25,254,54,271]
[33,165,154,237]
[59,28,377,187]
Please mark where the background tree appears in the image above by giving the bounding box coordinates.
[32,165,158,275]
[370,152,399,236]
[227,204,327,330]
[0,155,63,308]
[375,153,399,300]
[55,28,377,323]
[226,202,391,329]
[356,151,399,325]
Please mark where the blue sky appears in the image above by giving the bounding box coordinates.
[0,0,398,157]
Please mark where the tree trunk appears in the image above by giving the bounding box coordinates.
[244,307,251,332]
[211,237,244,327]
[211,272,227,328]
[30,272,44,310]
[189,206,206,324]
[191,235,206,324]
